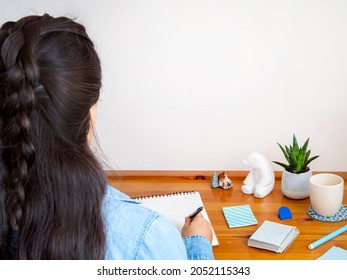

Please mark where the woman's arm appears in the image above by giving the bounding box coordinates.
[136,214,214,260]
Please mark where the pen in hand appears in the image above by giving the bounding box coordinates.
[183,206,213,243]
[189,206,204,221]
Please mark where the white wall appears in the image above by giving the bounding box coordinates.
[2,0,347,171]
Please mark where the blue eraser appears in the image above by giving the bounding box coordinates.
[278,206,292,220]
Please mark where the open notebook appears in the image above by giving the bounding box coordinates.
[134,191,219,246]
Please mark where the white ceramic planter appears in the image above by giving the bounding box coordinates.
[281,169,312,199]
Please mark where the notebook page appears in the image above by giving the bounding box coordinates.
[134,191,219,246]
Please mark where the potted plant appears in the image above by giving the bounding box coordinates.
[273,134,319,199]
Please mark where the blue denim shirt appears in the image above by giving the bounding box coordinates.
[103,186,214,260]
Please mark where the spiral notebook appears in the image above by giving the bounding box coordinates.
[134,191,219,246]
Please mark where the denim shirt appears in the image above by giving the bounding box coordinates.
[102,185,214,260]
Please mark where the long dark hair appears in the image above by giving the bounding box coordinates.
[0,14,106,259]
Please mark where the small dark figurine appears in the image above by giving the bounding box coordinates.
[218,172,233,189]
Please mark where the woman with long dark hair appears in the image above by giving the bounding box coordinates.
[0,14,214,260]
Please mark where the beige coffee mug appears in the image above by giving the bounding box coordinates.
[309,173,344,216]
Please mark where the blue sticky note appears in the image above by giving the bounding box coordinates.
[223,205,258,228]
[278,206,292,220]
[317,246,347,260]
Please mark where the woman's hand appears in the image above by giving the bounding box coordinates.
[181,213,213,243]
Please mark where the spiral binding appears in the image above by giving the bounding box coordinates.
[133,190,196,200]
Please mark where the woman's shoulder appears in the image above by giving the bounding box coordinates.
[103,185,153,226]
[102,185,187,260]
[105,185,132,200]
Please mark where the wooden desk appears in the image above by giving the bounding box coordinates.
[108,171,347,260]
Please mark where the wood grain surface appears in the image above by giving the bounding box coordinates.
[108,171,347,260]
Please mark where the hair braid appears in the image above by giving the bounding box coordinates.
[1,14,106,259]
[0,16,40,256]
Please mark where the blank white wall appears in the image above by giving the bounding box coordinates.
[2,0,347,171]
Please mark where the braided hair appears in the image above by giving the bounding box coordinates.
[0,14,106,259]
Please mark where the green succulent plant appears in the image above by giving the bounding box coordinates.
[273,134,320,174]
